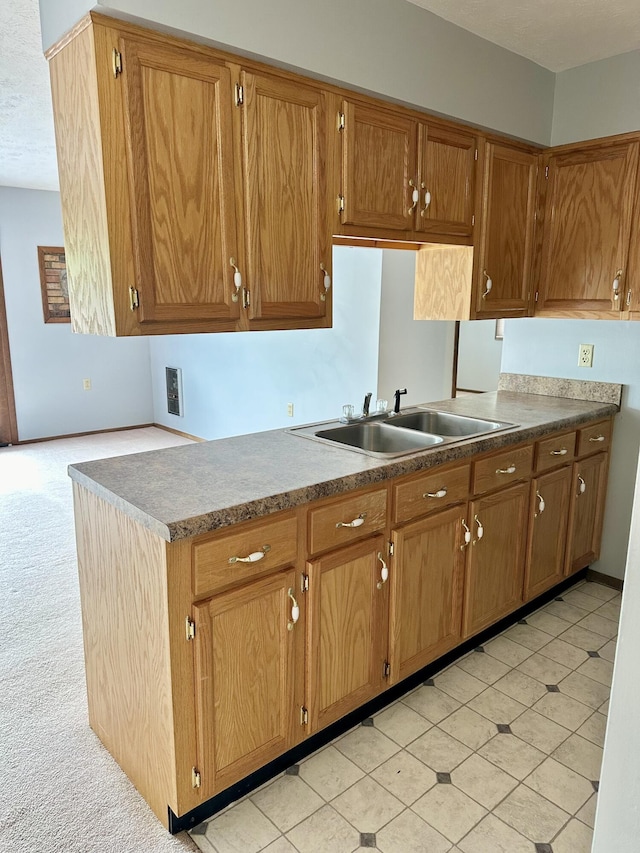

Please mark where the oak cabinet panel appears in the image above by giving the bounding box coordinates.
[308,487,388,556]
[462,482,529,637]
[473,142,537,318]
[566,453,609,575]
[524,466,573,601]
[534,431,576,474]
[576,419,612,457]
[393,462,470,525]
[537,141,639,316]
[389,507,465,683]
[193,568,304,798]
[306,536,387,733]
[239,71,331,326]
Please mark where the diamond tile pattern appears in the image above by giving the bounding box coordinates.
[191,580,615,853]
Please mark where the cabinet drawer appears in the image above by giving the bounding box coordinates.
[193,513,297,597]
[577,420,612,457]
[472,444,533,494]
[393,463,470,524]
[308,488,387,556]
[535,431,576,473]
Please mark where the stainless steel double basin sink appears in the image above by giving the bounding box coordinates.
[288,409,517,459]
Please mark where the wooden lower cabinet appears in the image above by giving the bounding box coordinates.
[389,507,465,684]
[462,482,529,637]
[192,568,305,799]
[566,452,609,575]
[524,466,573,600]
[306,536,387,733]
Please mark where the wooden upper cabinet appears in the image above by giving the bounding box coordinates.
[473,142,537,318]
[415,125,476,238]
[120,37,240,325]
[239,71,331,327]
[537,139,640,316]
[340,99,418,233]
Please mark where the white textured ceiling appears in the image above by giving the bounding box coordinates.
[3,1,640,192]
[407,0,640,72]
[0,0,59,191]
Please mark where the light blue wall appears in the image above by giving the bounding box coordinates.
[148,246,382,439]
[0,187,153,441]
[40,0,555,145]
[502,318,640,580]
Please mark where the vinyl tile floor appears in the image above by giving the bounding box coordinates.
[190,579,619,853]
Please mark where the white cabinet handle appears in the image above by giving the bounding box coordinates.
[376,552,389,589]
[320,263,331,301]
[420,184,431,216]
[336,513,366,529]
[460,519,471,550]
[550,448,568,456]
[424,487,447,499]
[228,544,271,564]
[474,514,484,542]
[613,269,623,301]
[589,435,605,443]
[482,270,493,299]
[577,475,586,496]
[287,588,300,631]
[535,490,545,517]
[230,257,242,302]
[408,179,419,213]
[496,465,516,475]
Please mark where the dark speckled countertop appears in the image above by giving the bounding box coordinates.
[68,381,621,542]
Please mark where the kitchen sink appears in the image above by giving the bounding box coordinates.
[387,410,514,438]
[314,422,444,457]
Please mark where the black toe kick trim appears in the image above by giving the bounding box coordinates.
[167,567,588,834]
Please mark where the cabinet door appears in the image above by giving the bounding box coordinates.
[524,467,572,601]
[474,143,536,318]
[415,125,475,238]
[389,507,465,684]
[537,141,639,315]
[340,100,418,232]
[241,71,330,325]
[566,453,609,575]
[463,483,529,637]
[119,37,240,324]
[307,536,387,733]
[193,568,304,798]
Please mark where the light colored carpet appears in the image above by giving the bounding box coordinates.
[0,428,200,853]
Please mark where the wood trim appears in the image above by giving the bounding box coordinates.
[44,12,93,59]
[153,423,205,442]
[585,568,623,591]
[16,423,155,445]
[0,259,18,445]
[332,236,420,251]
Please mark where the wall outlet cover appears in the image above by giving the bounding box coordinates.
[578,344,594,368]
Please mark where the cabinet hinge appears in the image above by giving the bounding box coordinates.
[544,165,549,180]
[474,148,478,161]
[112,48,122,78]
[191,767,201,788]
[185,617,196,641]
[301,574,309,593]
[129,286,139,311]
[300,706,309,726]
[235,83,244,106]
[471,214,475,227]
[241,287,250,309]
[535,291,539,303]
[388,541,394,557]
[627,290,633,307]
[383,661,391,679]
[337,195,345,214]
[337,112,345,131]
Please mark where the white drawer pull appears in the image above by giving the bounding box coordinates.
[460,519,471,550]
[496,465,516,475]
[424,487,447,499]
[589,435,605,443]
[550,448,568,456]
[228,544,271,564]
[535,491,545,517]
[287,588,300,631]
[336,513,366,529]
[474,514,484,542]
[577,476,586,496]
[376,552,389,589]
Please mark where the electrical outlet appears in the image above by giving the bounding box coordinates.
[287,402,294,417]
[578,344,594,368]
[82,378,92,390]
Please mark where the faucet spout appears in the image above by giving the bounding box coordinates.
[362,392,372,417]
[393,388,407,414]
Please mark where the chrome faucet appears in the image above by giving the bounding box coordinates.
[362,392,372,417]
[392,388,407,414]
